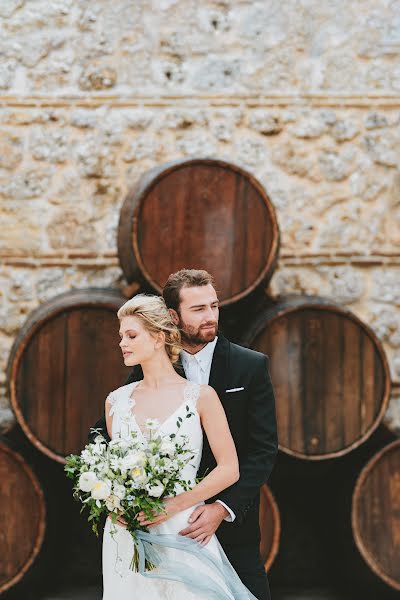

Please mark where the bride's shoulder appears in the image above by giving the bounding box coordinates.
[197,384,219,403]
[196,385,223,420]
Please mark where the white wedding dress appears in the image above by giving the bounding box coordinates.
[102,381,256,600]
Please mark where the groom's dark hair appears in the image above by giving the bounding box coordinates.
[163,269,215,312]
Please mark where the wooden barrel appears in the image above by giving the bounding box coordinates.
[118,158,280,306]
[7,289,129,463]
[352,440,400,591]
[242,296,391,460]
[259,484,281,571]
[0,440,46,593]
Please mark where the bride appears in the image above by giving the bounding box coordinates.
[102,294,258,599]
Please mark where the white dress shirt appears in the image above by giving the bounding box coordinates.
[180,337,236,522]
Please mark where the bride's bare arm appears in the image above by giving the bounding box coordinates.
[175,385,239,510]
[105,396,113,439]
[139,386,239,527]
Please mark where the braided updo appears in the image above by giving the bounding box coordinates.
[117,294,181,364]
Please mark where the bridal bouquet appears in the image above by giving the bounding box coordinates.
[64,415,196,571]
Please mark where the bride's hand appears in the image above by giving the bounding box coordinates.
[108,513,128,528]
[137,497,183,528]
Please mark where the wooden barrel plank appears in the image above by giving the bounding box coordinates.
[7,289,129,463]
[0,441,46,593]
[242,296,391,459]
[352,440,400,591]
[118,158,280,305]
[259,483,281,572]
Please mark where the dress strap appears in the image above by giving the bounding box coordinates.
[107,383,136,417]
[183,382,201,406]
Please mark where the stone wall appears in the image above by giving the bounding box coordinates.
[1,0,399,432]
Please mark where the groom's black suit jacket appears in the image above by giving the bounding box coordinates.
[89,334,278,547]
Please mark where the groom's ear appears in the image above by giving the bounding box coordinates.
[169,308,179,326]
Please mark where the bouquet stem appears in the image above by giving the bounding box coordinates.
[129,532,157,573]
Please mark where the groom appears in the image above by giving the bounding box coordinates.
[89,269,278,600]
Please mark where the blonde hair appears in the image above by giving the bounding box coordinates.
[117,294,181,364]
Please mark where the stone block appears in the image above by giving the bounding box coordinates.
[0,61,16,89]
[0,211,42,255]
[318,266,366,304]
[318,146,357,182]
[29,127,69,163]
[123,135,160,162]
[78,63,117,91]
[248,110,283,136]
[371,269,400,305]
[363,131,400,167]
[384,393,400,435]
[349,168,386,201]
[47,208,98,251]
[0,131,23,169]
[331,119,360,143]
[271,139,317,180]
[368,305,400,347]
[1,167,53,200]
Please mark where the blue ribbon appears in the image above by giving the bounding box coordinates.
[135,530,258,599]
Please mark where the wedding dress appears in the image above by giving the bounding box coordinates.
[102,381,257,600]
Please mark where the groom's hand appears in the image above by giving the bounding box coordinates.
[179,502,228,546]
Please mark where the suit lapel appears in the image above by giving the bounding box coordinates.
[175,360,187,379]
[209,333,230,400]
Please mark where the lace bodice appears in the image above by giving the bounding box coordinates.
[107,382,203,489]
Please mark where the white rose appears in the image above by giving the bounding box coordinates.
[78,471,98,492]
[106,494,122,512]
[160,440,175,456]
[113,483,126,500]
[91,480,111,500]
[122,451,147,470]
[130,466,148,486]
[145,480,164,498]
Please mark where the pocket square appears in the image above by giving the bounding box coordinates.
[225,387,244,393]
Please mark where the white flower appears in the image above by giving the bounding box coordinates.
[105,494,122,512]
[94,435,106,444]
[110,457,125,472]
[97,461,110,476]
[91,443,104,456]
[122,451,147,470]
[130,466,148,486]
[160,440,175,456]
[162,457,172,470]
[148,455,159,468]
[91,480,111,500]
[79,471,98,492]
[81,449,96,466]
[113,483,126,500]
[145,418,160,431]
[145,480,164,498]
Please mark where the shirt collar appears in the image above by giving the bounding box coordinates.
[181,336,218,371]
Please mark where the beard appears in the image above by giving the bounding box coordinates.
[179,320,218,346]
